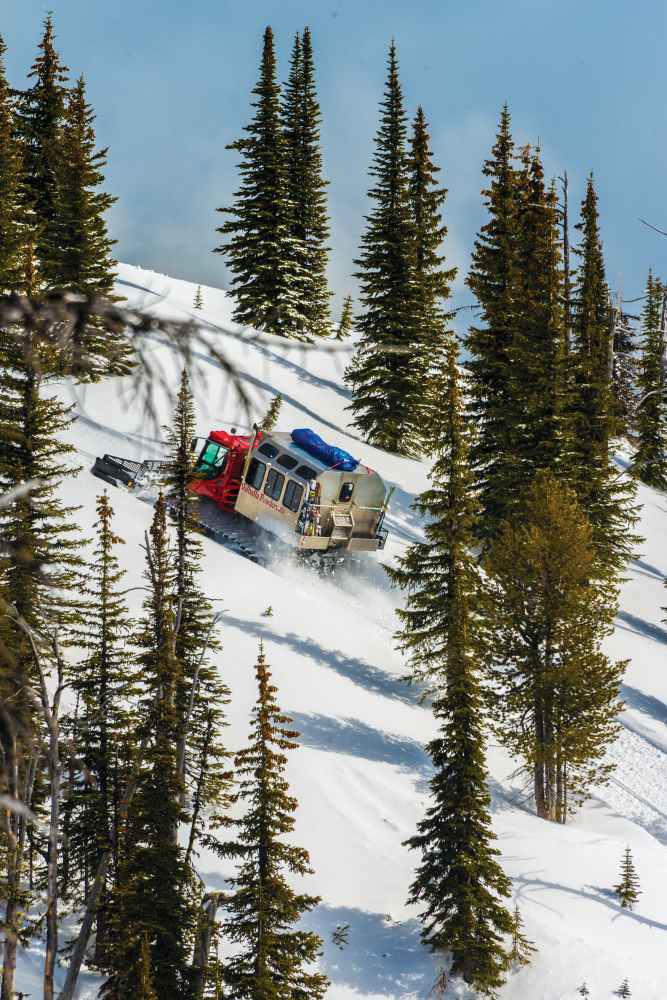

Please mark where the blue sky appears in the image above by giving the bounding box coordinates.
[4,0,667,318]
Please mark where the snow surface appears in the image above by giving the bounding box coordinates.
[15,263,667,998]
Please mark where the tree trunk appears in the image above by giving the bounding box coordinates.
[191,893,223,1000]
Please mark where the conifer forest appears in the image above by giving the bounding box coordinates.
[2,4,667,999]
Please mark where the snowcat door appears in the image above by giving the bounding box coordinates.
[193,438,229,480]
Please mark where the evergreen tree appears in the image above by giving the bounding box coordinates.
[14,14,69,268]
[161,370,233,861]
[193,285,204,310]
[102,497,194,999]
[334,295,354,340]
[345,43,422,455]
[282,27,331,336]
[465,106,522,540]
[483,471,624,822]
[65,493,135,957]
[611,301,637,437]
[220,644,328,1000]
[507,904,535,969]
[44,75,130,378]
[578,983,590,997]
[0,36,26,293]
[614,980,631,998]
[216,27,308,339]
[568,176,639,577]
[633,270,666,488]
[614,846,641,910]
[260,392,283,431]
[407,106,457,441]
[138,935,159,1000]
[390,347,513,993]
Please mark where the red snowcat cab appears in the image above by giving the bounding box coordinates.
[188,428,261,511]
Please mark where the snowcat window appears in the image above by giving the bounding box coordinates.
[339,482,354,503]
[264,468,285,501]
[258,442,279,459]
[295,464,317,481]
[246,458,266,489]
[196,441,227,478]
[276,453,298,470]
[283,480,304,513]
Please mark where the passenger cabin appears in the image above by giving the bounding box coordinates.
[189,428,389,554]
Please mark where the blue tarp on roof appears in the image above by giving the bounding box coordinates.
[290,428,359,472]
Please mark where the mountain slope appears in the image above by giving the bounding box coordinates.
[17,262,667,998]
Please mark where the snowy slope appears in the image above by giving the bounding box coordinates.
[18,263,667,998]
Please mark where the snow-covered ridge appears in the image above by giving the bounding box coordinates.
[21,263,667,998]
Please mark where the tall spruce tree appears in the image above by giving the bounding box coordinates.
[465,106,522,540]
[66,493,136,958]
[216,27,308,339]
[345,43,422,455]
[614,846,641,910]
[282,27,331,336]
[44,75,130,378]
[0,36,25,293]
[14,14,69,268]
[102,497,194,999]
[633,270,666,488]
[611,301,637,437]
[569,176,639,577]
[389,347,513,993]
[408,106,457,443]
[220,644,328,1000]
[483,471,624,822]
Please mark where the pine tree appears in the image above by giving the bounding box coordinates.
[161,370,233,862]
[14,14,69,268]
[260,392,283,431]
[407,106,457,442]
[102,497,194,998]
[568,176,639,578]
[334,295,354,340]
[216,27,308,339]
[507,904,535,969]
[578,982,590,997]
[633,271,666,488]
[614,980,631,998]
[65,493,136,958]
[345,42,422,455]
[611,301,637,437]
[193,285,204,310]
[220,644,328,1000]
[0,35,26,293]
[614,846,641,909]
[43,75,130,378]
[282,27,331,336]
[483,471,624,822]
[390,347,513,993]
[137,935,159,1000]
[465,106,522,540]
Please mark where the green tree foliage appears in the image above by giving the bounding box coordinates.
[466,106,522,539]
[14,14,69,268]
[216,27,308,339]
[260,392,283,431]
[0,36,26,293]
[65,493,136,954]
[611,303,637,437]
[345,43,423,455]
[137,934,159,1000]
[633,271,666,488]
[390,348,513,994]
[334,295,354,340]
[614,979,631,998]
[282,27,331,336]
[483,472,624,822]
[408,106,457,439]
[102,497,194,998]
[220,644,328,1000]
[507,904,535,969]
[614,846,641,910]
[44,75,130,378]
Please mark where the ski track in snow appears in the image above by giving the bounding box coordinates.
[15,264,667,1000]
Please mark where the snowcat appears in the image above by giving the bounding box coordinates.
[92,427,392,563]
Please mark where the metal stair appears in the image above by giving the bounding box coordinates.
[331,510,354,542]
